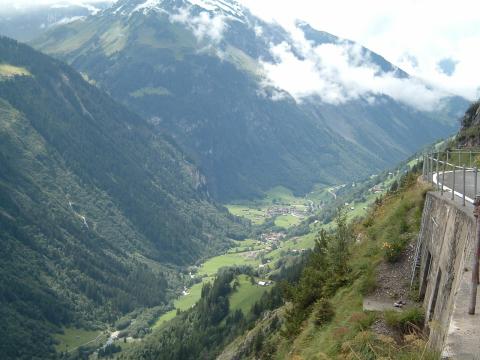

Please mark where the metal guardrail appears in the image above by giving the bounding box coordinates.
[422,150,480,206]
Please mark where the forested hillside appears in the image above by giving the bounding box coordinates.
[0,36,246,359]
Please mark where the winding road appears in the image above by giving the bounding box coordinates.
[432,170,480,204]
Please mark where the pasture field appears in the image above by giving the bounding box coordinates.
[274,214,302,228]
[198,253,259,276]
[229,275,270,315]
[0,64,31,78]
[54,328,103,353]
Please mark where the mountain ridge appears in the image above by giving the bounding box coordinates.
[31,0,467,201]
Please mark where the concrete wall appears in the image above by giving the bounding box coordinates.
[416,192,480,359]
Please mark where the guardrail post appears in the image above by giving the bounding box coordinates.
[422,154,426,179]
[452,166,456,201]
[431,154,434,185]
[475,167,478,198]
[441,160,446,195]
[469,196,480,315]
[463,165,466,206]
[427,154,430,182]
[436,154,440,190]
[470,151,472,168]
[428,154,431,183]
[426,154,429,180]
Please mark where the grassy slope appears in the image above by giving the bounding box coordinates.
[153,251,260,328]
[221,177,433,360]
[0,63,31,77]
[229,275,270,315]
[198,253,260,277]
[54,328,104,353]
[274,214,302,228]
[153,278,213,329]
[280,179,429,359]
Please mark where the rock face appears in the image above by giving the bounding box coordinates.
[458,101,480,147]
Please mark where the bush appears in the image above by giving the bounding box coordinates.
[349,312,376,331]
[313,299,334,326]
[384,307,425,333]
[358,265,377,295]
[382,239,406,262]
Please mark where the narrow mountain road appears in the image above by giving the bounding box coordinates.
[433,170,479,203]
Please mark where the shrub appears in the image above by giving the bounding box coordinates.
[349,312,376,331]
[384,307,425,333]
[313,299,334,327]
[382,239,405,262]
[358,266,377,295]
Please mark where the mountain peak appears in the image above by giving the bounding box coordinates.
[109,0,245,20]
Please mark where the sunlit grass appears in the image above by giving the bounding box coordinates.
[0,64,31,78]
[54,328,103,353]
[229,275,270,315]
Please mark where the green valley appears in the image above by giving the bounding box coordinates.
[0,1,474,359]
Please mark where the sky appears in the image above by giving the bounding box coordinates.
[1,0,479,107]
[240,0,480,104]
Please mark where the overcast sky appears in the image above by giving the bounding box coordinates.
[1,0,479,103]
[241,0,480,102]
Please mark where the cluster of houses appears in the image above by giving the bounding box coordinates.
[266,205,306,218]
[370,184,384,194]
[261,231,285,243]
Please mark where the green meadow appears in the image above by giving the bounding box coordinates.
[229,275,270,315]
[54,328,103,353]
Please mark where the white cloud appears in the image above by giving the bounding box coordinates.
[240,0,480,102]
[259,25,447,111]
[3,0,478,106]
[170,7,227,43]
[50,15,87,25]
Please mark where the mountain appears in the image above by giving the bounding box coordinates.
[0,1,113,42]
[0,36,245,359]
[457,100,480,147]
[31,0,468,201]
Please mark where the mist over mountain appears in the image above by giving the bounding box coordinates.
[31,0,468,201]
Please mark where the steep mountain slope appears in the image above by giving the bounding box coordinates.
[32,0,467,201]
[457,100,480,146]
[0,36,243,359]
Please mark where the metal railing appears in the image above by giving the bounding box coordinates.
[422,150,480,206]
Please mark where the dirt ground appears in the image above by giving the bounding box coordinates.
[363,239,422,341]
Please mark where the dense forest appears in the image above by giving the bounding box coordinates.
[0,36,247,359]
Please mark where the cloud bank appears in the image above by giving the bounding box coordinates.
[260,26,447,111]
[170,7,227,44]
[241,0,480,104]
